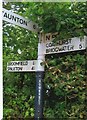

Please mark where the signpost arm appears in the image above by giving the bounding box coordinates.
[35,33,45,119]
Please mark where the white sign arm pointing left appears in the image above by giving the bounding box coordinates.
[2,8,39,32]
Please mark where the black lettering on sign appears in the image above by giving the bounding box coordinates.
[13,67,23,71]
[7,67,12,71]
[46,49,50,53]
[4,12,8,18]
[52,34,57,39]
[55,47,59,52]
[64,40,69,44]
[17,67,23,71]
[46,45,74,54]
[79,44,82,49]
[57,40,63,45]
[11,15,16,22]
[8,61,28,66]
[31,66,35,70]
[16,17,19,22]
[22,61,28,65]
[7,67,23,71]
[49,42,53,47]
[56,39,72,46]
[46,35,51,41]
[70,45,74,50]
[23,20,27,26]
[59,46,65,51]
[46,43,49,48]
[63,46,66,50]
[4,13,8,18]
[46,42,54,48]
[20,19,23,24]
[51,48,55,52]
[52,33,59,40]
[3,12,28,26]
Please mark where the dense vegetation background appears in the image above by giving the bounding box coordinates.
[3,2,87,119]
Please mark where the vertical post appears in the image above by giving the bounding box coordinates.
[35,33,45,119]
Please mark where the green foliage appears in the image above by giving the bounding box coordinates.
[3,2,86,119]
[44,52,86,118]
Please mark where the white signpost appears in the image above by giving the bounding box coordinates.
[43,36,86,54]
[2,8,39,32]
[7,60,44,72]
[3,7,87,119]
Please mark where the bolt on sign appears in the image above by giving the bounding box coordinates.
[2,8,39,32]
[7,60,43,72]
[44,36,87,54]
